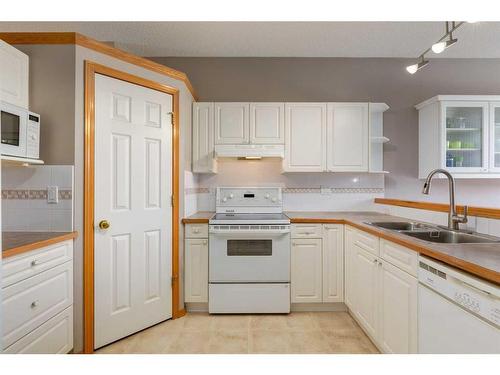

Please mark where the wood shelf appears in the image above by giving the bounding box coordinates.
[1,155,44,166]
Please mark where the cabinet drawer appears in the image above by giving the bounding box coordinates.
[380,239,418,277]
[185,224,209,238]
[291,224,323,238]
[352,227,379,256]
[2,240,73,288]
[3,306,73,354]
[2,261,73,348]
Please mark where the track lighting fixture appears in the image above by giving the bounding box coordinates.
[406,21,469,74]
[406,56,429,74]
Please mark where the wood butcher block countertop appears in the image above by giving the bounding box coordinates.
[182,211,500,285]
[2,231,78,259]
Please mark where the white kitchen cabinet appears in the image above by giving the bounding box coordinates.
[351,243,379,339]
[345,230,418,354]
[378,259,418,354]
[0,40,29,109]
[250,103,284,144]
[2,240,74,353]
[192,103,216,173]
[416,95,500,178]
[214,102,249,144]
[184,238,209,303]
[327,103,369,172]
[322,224,344,303]
[291,238,323,303]
[344,226,356,310]
[284,103,327,172]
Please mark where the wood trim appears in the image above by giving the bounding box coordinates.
[84,61,181,354]
[374,198,500,220]
[0,32,198,100]
[182,218,210,224]
[2,232,78,259]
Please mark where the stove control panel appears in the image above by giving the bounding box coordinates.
[216,187,282,212]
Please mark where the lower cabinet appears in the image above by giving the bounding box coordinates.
[1,240,74,354]
[291,238,323,303]
[345,226,418,354]
[378,259,418,354]
[184,224,209,303]
[184,238,209,303]
[291,224,344,304]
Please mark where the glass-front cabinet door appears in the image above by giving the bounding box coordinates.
[490,102,500,172]
[442,101,489,173]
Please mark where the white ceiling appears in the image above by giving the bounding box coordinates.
[0,22,499,58]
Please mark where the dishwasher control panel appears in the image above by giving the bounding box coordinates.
[419,260,500,328]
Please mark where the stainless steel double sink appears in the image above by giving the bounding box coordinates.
[364,221,500,244]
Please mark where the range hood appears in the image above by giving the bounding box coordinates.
[215,144,284,159]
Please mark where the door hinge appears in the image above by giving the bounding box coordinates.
[168,112,175,126]
[171,275,178,287]
[171,195,174,207]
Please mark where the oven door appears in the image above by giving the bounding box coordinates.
[209,226,290,283]
[1,102,27,157]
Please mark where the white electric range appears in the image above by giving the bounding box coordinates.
[208,187,291,314]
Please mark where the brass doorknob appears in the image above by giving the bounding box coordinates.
[99,220,110,230]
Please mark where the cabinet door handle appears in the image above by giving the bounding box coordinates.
[31,300,39,308]
[31,260,39,267]
[202,240,208,245]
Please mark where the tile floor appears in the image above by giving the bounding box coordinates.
[96,312,379,354]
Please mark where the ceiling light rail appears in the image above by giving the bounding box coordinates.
[406,21,466,74]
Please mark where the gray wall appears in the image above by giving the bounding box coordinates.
[151,57,500,207]
[16,45,75,164]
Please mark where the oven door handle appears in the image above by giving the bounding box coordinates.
[209,229,290,235]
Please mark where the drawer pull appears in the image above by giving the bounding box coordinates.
[31,300,39,308]
[193,228,200,233]
[31,260,39,267]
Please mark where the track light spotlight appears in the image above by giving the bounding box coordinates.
[432,37,458,53]
[406,57,429,74]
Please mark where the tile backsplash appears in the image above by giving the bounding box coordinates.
[2,165,74,232]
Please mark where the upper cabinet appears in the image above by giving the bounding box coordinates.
[192,101,389,174]
[214,102,249,144]
[327,103,369,172]
[417,95,500,178]
[0,40,29,109]
[249,103,284,144]
[284,103,327,172]
[192,103,217,173]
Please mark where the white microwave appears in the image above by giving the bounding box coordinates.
[1,101,40,159]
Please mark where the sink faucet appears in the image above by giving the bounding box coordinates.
[422,169,468,230]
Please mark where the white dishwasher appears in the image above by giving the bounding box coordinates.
[418,256,500,354]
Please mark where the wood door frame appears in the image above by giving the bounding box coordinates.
[83,61,184,354]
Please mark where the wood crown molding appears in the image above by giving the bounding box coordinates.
[374,198,500,220]
[0,32,198,100]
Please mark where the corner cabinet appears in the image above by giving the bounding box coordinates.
[417,95,500,178]
[0,40,29,109]
[344,226,418,354]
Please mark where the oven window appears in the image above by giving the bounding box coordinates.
[227,240,272,256]
[1,111,20,146]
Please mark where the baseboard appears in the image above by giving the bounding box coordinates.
[186,302,209,312]
[186,302,348,313]
[291,303,347,312]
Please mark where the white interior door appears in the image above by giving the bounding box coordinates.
[94,74,173,349]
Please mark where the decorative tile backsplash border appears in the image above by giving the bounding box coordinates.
[184,187,384,195]
[2,189,73,200]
